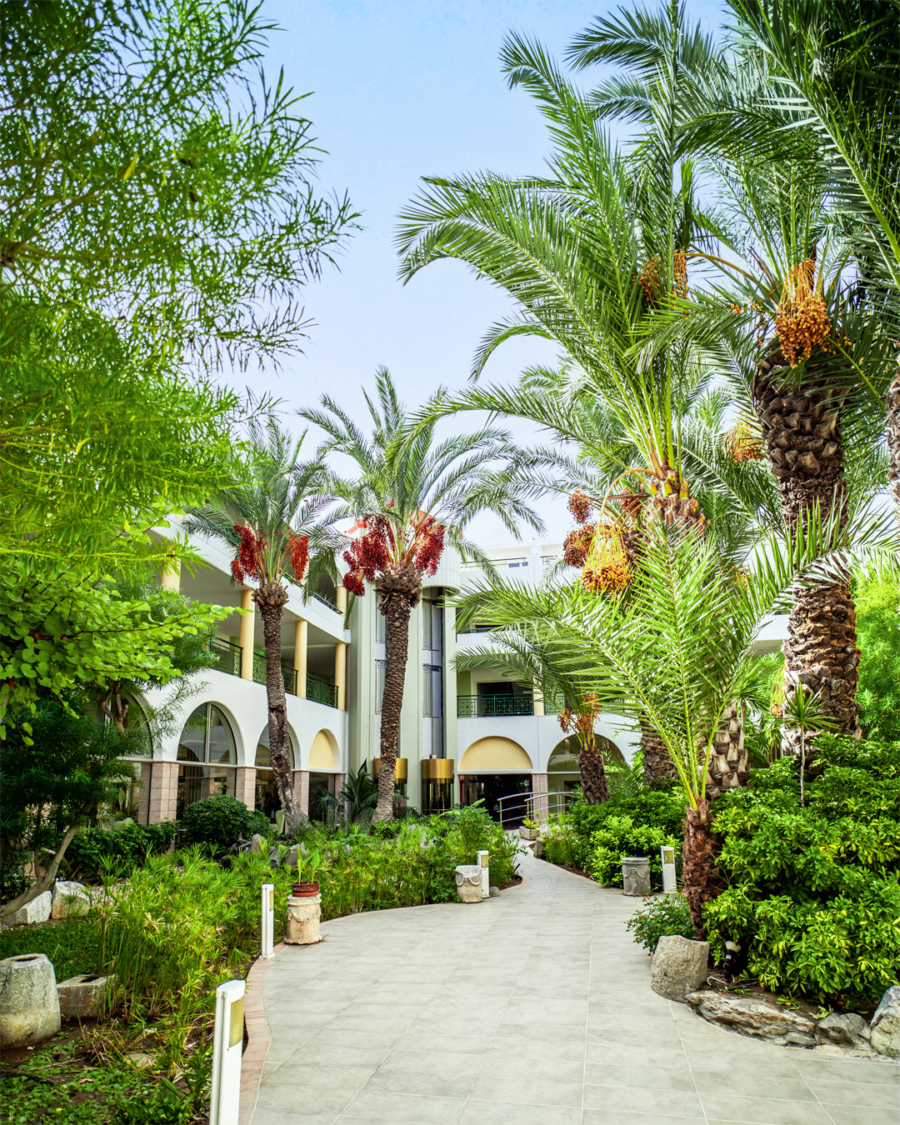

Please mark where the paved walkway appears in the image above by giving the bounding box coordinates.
[252,851,898,1125]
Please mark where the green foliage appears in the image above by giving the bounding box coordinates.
[0,917,101,983]
[706,736,900,1007]
[590,815,681,890]
[0,571,229,727]
[626,895,696,953]
[571,787,686,843]
[179,795,269,852]
[855,577,900,740]
[540,822,583,869]
[65,822,178,883]
[0,861,32,904]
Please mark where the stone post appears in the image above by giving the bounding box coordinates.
[532,771,549,822]
[136,761,153,825]
[292,770,309,817]
[147,761,178,823]
[233,766,256,812]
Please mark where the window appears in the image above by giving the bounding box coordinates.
[422,599,432,647]
[375,594,386,643]
[375,660,386,714]
[423,664,442,717]
[176,704,237,817]
[422,598,442,652]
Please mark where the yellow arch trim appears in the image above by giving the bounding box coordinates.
[309,729,337,769]
[460,736,532,772]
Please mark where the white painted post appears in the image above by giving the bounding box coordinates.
[476,850,490,899]
[210,979,244,1125]
[261,883,274,960]
[660,845,677,894]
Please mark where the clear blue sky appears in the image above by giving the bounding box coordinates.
[245,0,725,543]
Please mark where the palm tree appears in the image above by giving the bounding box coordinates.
[184,418,340,832]
[300,369,542,822]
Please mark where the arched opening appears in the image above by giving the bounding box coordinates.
[459,737,533,824]
[176,703,237,818]
[547,733,627,794]
[308,729,339,823]
[97,693,153,823]
[255,727,297,818]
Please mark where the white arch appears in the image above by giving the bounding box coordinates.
[255,721,299,770]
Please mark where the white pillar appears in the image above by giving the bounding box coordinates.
[477,850,490,899]
[210,979,244,1125]
[261,883,274,959]
[661,845,677,894]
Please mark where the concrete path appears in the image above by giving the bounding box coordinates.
[252,851,898,1125]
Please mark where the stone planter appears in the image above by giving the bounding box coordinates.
[519,826,537,841]
[0,954,61,1047]
[622,856,650,896]
[455,865,484,903]
[285,893,322,945]
[58,974,108,1020]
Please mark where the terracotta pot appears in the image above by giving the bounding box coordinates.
[291,881,319,897]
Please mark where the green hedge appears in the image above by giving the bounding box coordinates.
[180,795,270,851]
[705,736,900,1008]
[66,821,177,882]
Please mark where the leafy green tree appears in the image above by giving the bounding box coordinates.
[301,369,542,821]
[1,0,356,572]
[185,419,342,832]
[0,699,142,919]
[856,577,900,740]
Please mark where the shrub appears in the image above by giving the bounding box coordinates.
[625,895,695,953]
[570,786,686,847]
[0,860,32,904]
[705,736,900,1008]
[66,821,178,882]
[541,822,584,869]
[179,795,270,851]
[589,815,681,889]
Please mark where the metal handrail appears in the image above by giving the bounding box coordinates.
[496,789,576,829]
[312,592,339,612]
[307,673,338,708]
[207,636,241,677]
[457,694,534,718]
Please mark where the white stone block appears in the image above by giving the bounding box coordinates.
[9,891,52,927]
[50,881,90,920]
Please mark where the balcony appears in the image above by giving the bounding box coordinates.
[209,638,335,705]
[306,673,338,708]
[208,636,241,676]
[458,694,534,718]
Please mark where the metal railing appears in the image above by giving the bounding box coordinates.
[457,694,534,717]
[251,649,299,695]
[307,673,338,708]
[312,592,339,613]
[208,636,241,677]
[497,789,576,829]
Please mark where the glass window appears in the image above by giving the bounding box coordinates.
[422,599,432,647]
[177,704,236,764]
[375,660,385,714]
[255,728,296,769]
[423,665,442,717]
[178,705,207,762]
[207,705,236,764]
[375,594,386,643]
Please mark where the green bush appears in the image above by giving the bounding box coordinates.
[66,821,178,882]
[589,815,681,889]
[179,795,270,851]
[855,577,900,740]
[705,736,900,1008]
[541,822,584,868]
[625,895,695,953]
[0,860,32,904]
[0,917,101,982]
[570,786,686,846]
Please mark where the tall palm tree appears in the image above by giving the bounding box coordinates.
[300,368,542,822]
[184,418,340,832]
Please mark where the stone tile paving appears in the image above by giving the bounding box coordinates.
[251,850,899,1125]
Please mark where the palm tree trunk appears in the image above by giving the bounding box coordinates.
[754,351,861,754]
[578,738,609,803]
[682,800,720,939]
[641,720,678,785]
[254,582,303,833]
[888,369,900,518]
[374,564,421,822]
[706,703,749,797]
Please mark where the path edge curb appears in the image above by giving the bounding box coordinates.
[238,942,285,1125]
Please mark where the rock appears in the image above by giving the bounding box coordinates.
[0,954,61,1047]
[58,974,108,1020]
[8,891,52,927]
[687,991,817,1047]
[489,886,501,897]
[454,865,483,904]
[125,1051,154,1068]
[651,936,709,1000]
[871,985,900,1058]
[50,881,90,920]
[622,856,651,896]
[281,844,299,868]
[816,1012,871,1052]
[249,834,265,854]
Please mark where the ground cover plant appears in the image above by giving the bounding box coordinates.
[705,736,900,1009]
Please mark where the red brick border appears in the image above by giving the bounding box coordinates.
[238,944,284,1125]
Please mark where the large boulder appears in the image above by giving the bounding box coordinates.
[816,1012,871,1054]
[650,936,709,1000]
[871,985,900,1058]
[0,954,61,1047]
[687,991,817,1047]
[8,891,52,927]
[248,834,265,854]
[50,881,90,920]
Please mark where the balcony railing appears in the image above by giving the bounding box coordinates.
[307,673,338,708]
[208,636,241,677]
[312,592,339,613]
[251,650,299,695]
[458,694,534,718]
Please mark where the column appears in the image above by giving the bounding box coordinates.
[336,586,347,615]
[294,619,308,697]
[233,766,256,811]
[240,588,254,680]
[160,555,181,591]
[533,684,545,717]
[292,770,309,817]
[147,761,178,823]
[532,771,550,822]
[334,641,347,710]
[136,761,153,825]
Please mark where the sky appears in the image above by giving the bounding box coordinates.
[238,0,726,545]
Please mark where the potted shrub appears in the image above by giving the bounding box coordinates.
[292,849,322,897]
[519,817,539,841]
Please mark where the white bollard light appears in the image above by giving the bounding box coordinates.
[210,979,244,1125]
[261,883,274,960]
[476,850,490,899]
[660,845,677,894]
